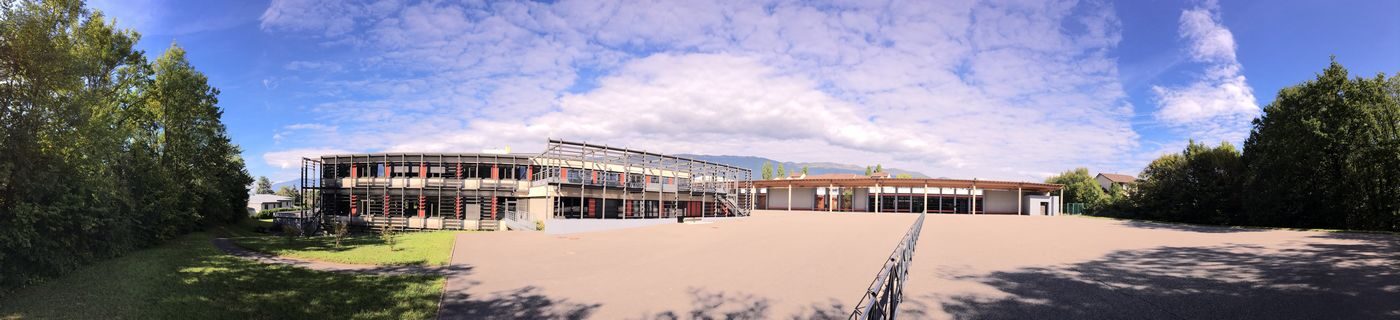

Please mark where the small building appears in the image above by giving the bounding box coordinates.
[247,194,294,214]
[1095,173,1136,194]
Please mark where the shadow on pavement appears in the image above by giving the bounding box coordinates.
[927,233,1400,319]
[629,288,851,320]
[1116,219,1270,234]
[439,285,601,320]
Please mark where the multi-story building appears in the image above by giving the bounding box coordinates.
[303,139,753,231]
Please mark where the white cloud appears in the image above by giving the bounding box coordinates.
[1151,1,1259,144]
[258,0,1142,181]
[263,148,356,170]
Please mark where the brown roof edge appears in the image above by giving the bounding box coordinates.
[1098,173,1137,183]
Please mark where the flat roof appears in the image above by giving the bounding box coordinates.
[750,177,1062,192]
[545,139,748,171]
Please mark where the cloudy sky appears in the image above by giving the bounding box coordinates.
[90,0,1399,182]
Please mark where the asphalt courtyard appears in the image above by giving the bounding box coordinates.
[440,211,1400,319]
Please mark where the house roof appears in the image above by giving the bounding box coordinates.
[802,173,867,179]
[248,194,292,204]
[1097,173,1137,183]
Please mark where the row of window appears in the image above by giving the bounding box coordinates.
[326,163,535,179]
[324,163,705,184]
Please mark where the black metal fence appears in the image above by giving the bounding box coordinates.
[850,211,926,319]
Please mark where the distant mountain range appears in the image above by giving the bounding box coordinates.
[676,154,928,178]
[269,179,302,191]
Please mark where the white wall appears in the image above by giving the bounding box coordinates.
[767,187,817,210]
[1023,195,1061,216]
[853,188,870,211]
[1096,175,1113,192]
[983,190,1020,214]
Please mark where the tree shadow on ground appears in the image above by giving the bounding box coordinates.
[628,288,852,320]
[1116,219,1270,233]
[439,286,601,320]
[165,245,446,319]
[927,233,1400,319]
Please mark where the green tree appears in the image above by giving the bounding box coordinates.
[1130,141,1244,225]
[1045,168,1109,211]
[0,0,250,289]
[1243,59,1400,231]
[256,176,274,194]
[760,161,773,180]
[874,164,883,173]
[275,185,298,201]
[800,165,809,175]
[775,163,786,179]
[895,173,913,179]
[864,166,872,176]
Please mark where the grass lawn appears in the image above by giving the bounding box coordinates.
[0,232,443,320]
[229,229,459,266]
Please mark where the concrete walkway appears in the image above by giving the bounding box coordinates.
[211,238,458,276]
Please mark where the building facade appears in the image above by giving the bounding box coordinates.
[749,174,1064,215]
[247,194,294,214]
[303,139,753,231]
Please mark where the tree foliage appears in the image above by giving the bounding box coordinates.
[760,161,773,180]
[1129,141,1244,225]
[1094,60,1398,232]
[775,163,786,179]
[0,0,251,291]
[256,176,273,194]
[1242,60,1399,231]
[1045,168,1109,211]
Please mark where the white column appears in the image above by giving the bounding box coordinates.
[923,184,929,213]
[1017,186,1023,215]
[875,184,882,213]
[971,184,977,214]
[787,183,792,211]
[1058,189,1065,216]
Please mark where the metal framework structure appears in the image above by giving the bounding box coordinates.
[295,157,324,234]
[851,211,926,319]
[309,153,532,231]
[534,139,753,219]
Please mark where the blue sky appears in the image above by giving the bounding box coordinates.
[89,0,1400,182]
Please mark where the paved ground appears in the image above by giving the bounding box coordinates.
[438,211,918,319]
[902,215,1400,319]
[435,211,1400,319]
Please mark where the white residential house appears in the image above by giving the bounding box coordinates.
[1095,173,1137,194]
[247,194,294,215]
